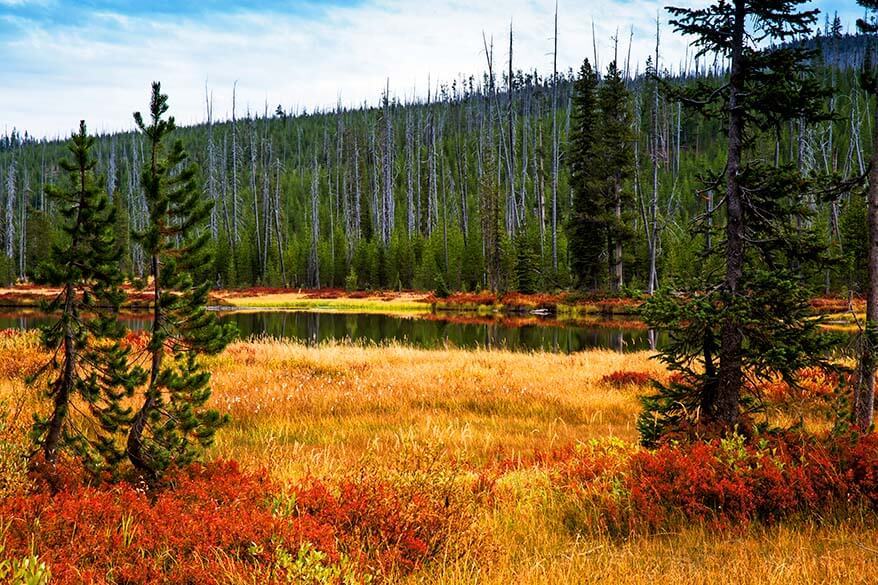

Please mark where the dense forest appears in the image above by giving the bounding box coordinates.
[0,15,870,295]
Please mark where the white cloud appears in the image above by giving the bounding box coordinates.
[0,0,831,139]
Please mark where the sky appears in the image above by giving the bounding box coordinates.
[0,0,864,139]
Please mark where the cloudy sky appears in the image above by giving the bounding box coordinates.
[0,0,860,139]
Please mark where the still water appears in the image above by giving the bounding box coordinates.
[0,310,660,354]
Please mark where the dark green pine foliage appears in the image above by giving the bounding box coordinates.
[638,0,840,446]
[126,83,235,480]
[567,59,605,290]
[598,60,635,292]
[31,121,146,475]
[567,59,634,291]
[514,226,541,294]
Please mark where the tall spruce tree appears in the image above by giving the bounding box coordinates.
[567,58,605,290]
[31,121,145,474]
[639,0,838,444]
[598,60,635,292]
[126,83,234,480]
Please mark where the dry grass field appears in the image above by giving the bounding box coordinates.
[0,331,876,583]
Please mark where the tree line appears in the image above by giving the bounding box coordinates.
[0,14,872,297]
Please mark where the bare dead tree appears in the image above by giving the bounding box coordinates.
[6,160,16,261]
[551,1,560,272]
[231,83,241,249]
[309,159,320,287]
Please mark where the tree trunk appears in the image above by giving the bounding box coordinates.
[857,99,878,431]
[551,2,559,272]
[648,19,660,295]
[127,135,164,478]
[714,0,746,426]
[43,288,75,464]
[126,252,162,477]
[614,179,623,291]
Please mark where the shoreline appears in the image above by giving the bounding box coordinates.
[0,286,866,325]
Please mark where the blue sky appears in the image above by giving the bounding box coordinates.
[0,0,864,139]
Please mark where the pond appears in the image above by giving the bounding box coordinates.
[0,309,661,353]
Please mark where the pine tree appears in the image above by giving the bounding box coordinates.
[126,83,234,480]
[31,121,146,475]
[598,60,635,292]
[567,59,605,290]
[639,0,838,444]
[514,227,540,294]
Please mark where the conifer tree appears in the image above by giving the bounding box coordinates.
[567,59,604,290]
[598,60,635,292]
[567,59,634,291]
[639,0,838,444]
[126,83,234,480]
[514,227,540,294]
[31,121,145,474]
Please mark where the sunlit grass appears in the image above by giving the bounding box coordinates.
[206,339,655,478]
[216,294,432,314]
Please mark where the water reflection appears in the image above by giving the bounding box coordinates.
[0,310,663,354]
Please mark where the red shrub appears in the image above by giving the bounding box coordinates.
[121,330,150,351]
[530,433,878,535]
[292,477,455,574]
[0,461,466,584]
[759,367,844,403]
[600,371,653,388]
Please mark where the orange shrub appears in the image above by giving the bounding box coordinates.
[0,461,470,584]
[600,371,653,388]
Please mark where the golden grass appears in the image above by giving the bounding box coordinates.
[1,332,876,583]
[207,339,656,478]
[213,291,433,314]
[410,514,878,584]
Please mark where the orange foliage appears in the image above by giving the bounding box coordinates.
[600,371,653,388]
[0,461,470,584]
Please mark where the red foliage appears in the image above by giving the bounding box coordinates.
[482,433,878,535]
[600,371,653,388]
[554,433,878,533]
[121,330,150,352]
[810,296,864,314]
[0,461,464,584]
[293,477,457,574]
[436,291,499,306]
[759,367,843,403]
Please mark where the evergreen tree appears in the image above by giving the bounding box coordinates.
[31,121,145,474]
[126,83,234,480]
[598,60,635,292]
[514,227,540,294]
[567,59,634,291]
[639,0,838,444]
[567,59,605,290]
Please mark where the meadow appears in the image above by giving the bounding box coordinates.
[1,330,877,583]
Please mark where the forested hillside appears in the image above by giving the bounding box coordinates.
[0,24,869,294]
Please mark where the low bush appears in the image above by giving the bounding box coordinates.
[600,370,653,388]
[554,433,878,535]
[0,461,471,584]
